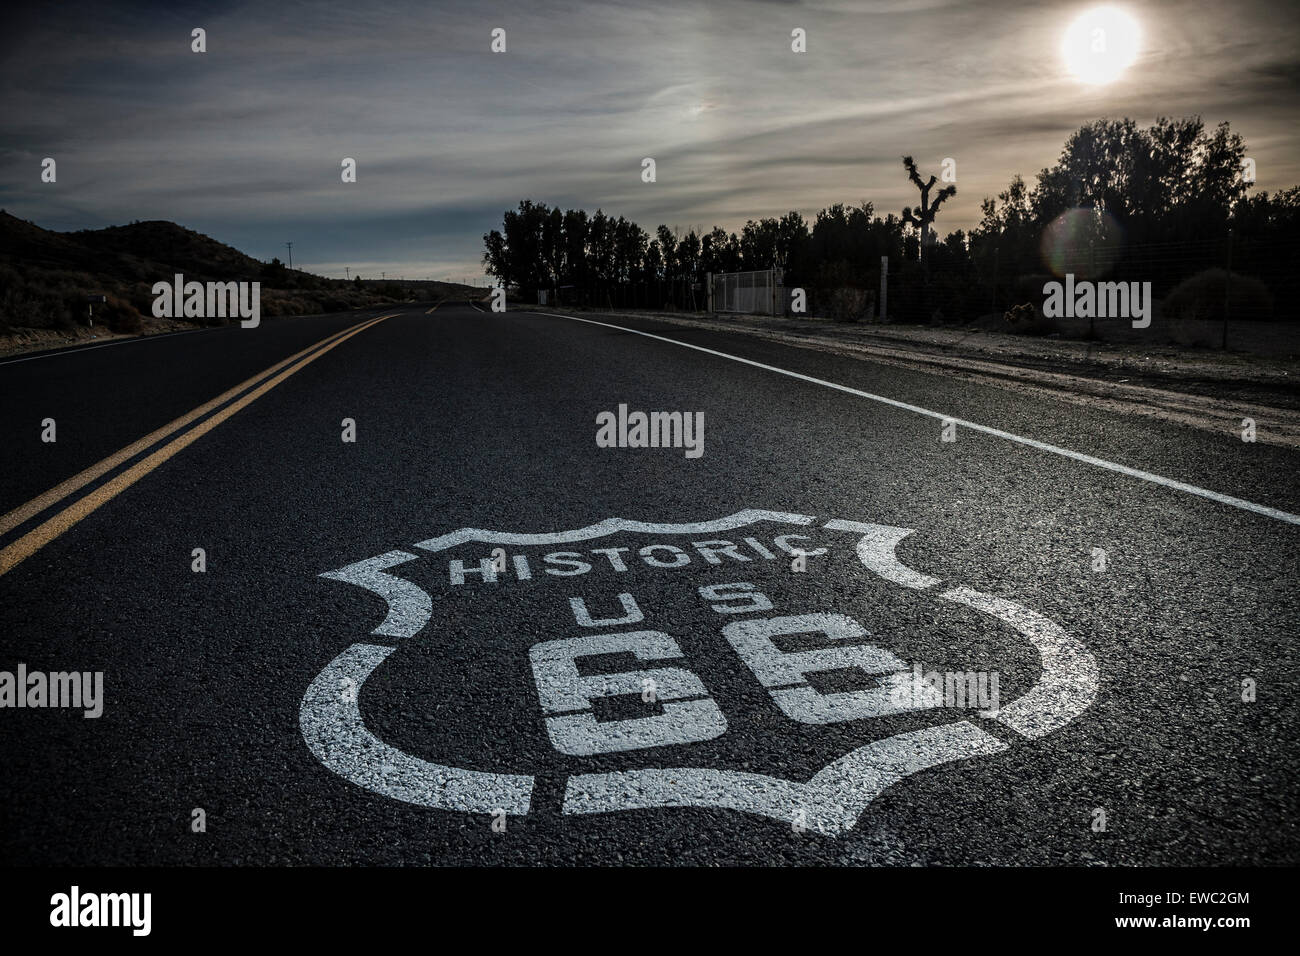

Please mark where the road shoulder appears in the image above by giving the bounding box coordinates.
[533,306,1300,449]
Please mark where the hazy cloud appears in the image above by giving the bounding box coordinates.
[1,0,1296,278]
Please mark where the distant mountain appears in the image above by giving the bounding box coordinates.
[0,212,467,334]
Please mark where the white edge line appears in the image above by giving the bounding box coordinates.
[524,310,1300,526]
[0,327,212,366]
[0,308,402,368]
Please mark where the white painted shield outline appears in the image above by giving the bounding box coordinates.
[302,510,1098,835]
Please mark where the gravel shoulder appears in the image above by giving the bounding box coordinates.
[537,306,1300,449]
[0,318,198,360]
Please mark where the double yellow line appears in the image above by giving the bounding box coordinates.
[0,313,396,577]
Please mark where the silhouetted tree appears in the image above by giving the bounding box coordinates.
[901,156,956,261]
[482,115,1294,320]
[261,257,288,284]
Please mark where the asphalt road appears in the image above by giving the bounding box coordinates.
[1,301,1296,865]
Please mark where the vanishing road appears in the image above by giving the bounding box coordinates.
[1,302,1296,864]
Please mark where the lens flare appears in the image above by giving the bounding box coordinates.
[1040,209,1126,279]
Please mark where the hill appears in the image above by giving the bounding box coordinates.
[0,211,471,334]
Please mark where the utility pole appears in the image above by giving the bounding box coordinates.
[1222,228,1233,350]
[879,256,889,321]
[284,242,293,270]
[990,247,999,311]
[1088,239,1096,339]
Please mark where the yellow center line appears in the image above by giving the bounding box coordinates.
[0,314,388,540]
[0,313,396,577]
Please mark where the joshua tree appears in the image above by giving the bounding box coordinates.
[901,156,956,261]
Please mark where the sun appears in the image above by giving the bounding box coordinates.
[1063,6,1141,85]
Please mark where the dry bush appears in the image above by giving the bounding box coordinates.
[100,293,144,333]
[1004,301,1060,336]
[1162,268,1274,323]
[828,287,870,323]
[0,266,73,329]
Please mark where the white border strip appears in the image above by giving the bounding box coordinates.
[414,509,814,553]
[524,311,1300,526]
[941,585,1098,739]
[562,721,1007,836]
[300,643,534,814]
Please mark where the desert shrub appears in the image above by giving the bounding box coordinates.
[127,282,156,317]
[812,260,873,322]
[0,264,20,330]
[827,287,871,323]
[261,293,308,317]
[814,261,850,317]
[1004,301,1059,336]
[0,283,71,329]
[1162,268,1274,322]
[261,258,289,284]
[100,293,143,333]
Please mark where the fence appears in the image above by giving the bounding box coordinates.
[517,232,1298,350]
[871,232,1300,351]
[542,278,700,311]
[709,269,783,315]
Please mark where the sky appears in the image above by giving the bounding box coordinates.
[1,0,1297,282]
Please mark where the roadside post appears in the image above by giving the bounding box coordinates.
[85,294,106,327]
[1222,228,1233,350]
[879,256,888,321]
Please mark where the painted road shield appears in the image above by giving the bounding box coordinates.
[302,510,1097,836]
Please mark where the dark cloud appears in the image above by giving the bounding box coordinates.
[1,0,1295,277]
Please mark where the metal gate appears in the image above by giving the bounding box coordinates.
[709,269,781,315]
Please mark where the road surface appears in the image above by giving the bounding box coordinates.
[1,302,1296,865]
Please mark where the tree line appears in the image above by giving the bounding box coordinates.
[482,116,1299,321]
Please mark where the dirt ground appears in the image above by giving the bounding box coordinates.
[0,318,197,360]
